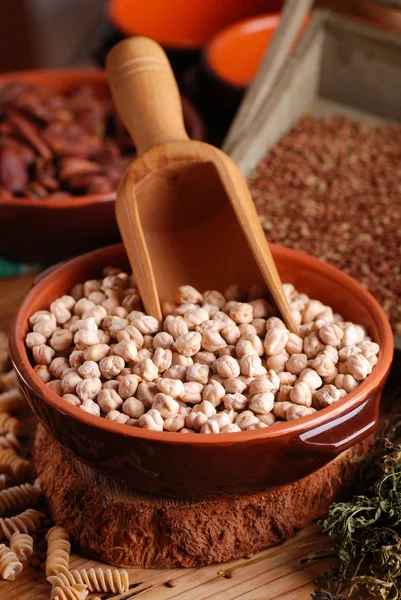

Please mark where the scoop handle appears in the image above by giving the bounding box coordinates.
[106,37,189,156]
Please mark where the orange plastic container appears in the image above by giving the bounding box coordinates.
[206,12,310,89]
[108,0,284,49]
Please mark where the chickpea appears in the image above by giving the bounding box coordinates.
[277,386,293,402]
[273,401,293,419]
[99,355,125,380]
[201,420,220,434]
[194,351,217,366]
[235,411,259,430]
[69,350,85,368]
[49,357,70,379]
[264,328,289,356]
[251,318,266,337]
[248,392,274,414]
[224,377,247,395]
[47,379,63,395]
[76,377,102,402]
[312,354,336,378]
[139,409,164,431]
[161,413,185,432]
[286,333,303,355]
[157,378,185,399]
[303,332,324,358]
[153,393,180,419]
[314,385,344,408]
[257,412,276,426]
[137,358,159,382]
[184,308,209,328]
[97,389,123,413]
[278,372,297,386]
[105,410,130,424]
[153,332,175,350]
[302,300,325,323]
[130,315,159,335]
[221,324,241,345]
[290,382,312,407]
[136,382,158,408]
[249,299,270,319]
[209,412,231,429]
[298,368,323,390]
[176,285,202,305]
[33,344,55,366]
[118,375,141,399]
[25,332,47,349]
[186,363,209,385]
[214,311,236,328]
[74,329,99,349]
[318,323,343,346]
[240,355,262,377]
[176,332,202,357]
[79,399,101,417]
[116,325,144,349]
[214,355,240,379]
[153,348,172,372]
[223,393,247,412]
[346,354,372,381]
[202,303,219,318]
[286,353,308,375]
[78,361,101,380]
[163,365,187,381]
[171,353,193,367]
[182,382,203,404]
[334,373,358,393]
[265,317,286,331]
[195,400,216,418]
[221,423,241,433]
[34,365,52,384]
[202,380,225,407]
[49,329,73,353]
[63,393,81,406]
[229,302,253,324]
[33,319,57,339]
[286,405,316,421]
[83,343,110,363]
[202,290,226,309]
[185,411,208,432]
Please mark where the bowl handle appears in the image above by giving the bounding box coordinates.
[295,394,379,454]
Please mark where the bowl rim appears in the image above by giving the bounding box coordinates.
[0,69,204,209]
[10,242,394,446]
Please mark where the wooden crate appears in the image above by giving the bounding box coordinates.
[229,10,401,177]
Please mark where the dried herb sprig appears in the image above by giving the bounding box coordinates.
[315,415,401,599]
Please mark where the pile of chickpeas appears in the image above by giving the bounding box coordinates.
[25,268,380,434]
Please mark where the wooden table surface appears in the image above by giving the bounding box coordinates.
[0,274,336,600]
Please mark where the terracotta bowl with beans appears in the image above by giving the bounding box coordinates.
[0,70,204,263]
[10,243,393,498]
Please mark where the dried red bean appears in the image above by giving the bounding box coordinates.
[0,148,28,193]
[249,115,401,335]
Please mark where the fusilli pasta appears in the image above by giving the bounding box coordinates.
[0,508,44,540]
[0,389,25,413]
[0,448,33,482]
[0,433,20,451]
[0,543,22,580]
[0,413,20,436]
[0,481,42,514]
[10,531,34,561]
[50,583,88,600]
[48,567,129,593]
[46,526,71,576]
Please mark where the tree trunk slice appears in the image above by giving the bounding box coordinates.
[34,424,373,569]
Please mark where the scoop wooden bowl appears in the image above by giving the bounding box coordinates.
[10,243,394,498]
[0,69,204,263]
[106,37,296,330]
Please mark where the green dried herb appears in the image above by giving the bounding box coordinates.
[315,416,401,599]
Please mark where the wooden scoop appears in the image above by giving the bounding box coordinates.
[106,37,297,332]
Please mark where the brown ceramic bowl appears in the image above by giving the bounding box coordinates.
[0,70,204,264]
[10,243,393,498]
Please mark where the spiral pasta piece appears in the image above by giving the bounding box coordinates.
[0,475,7,491]
[0,413,20,436]
[0,508,44,540]
[0,390,26,413]
[10,531,34,561]
[50,567,129,593]
[0,433,20,451]
[0,543,22,580]
[46,526,71,576]
[0,449,33,482]
[50,583,88,600]
[0,482,42,514]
